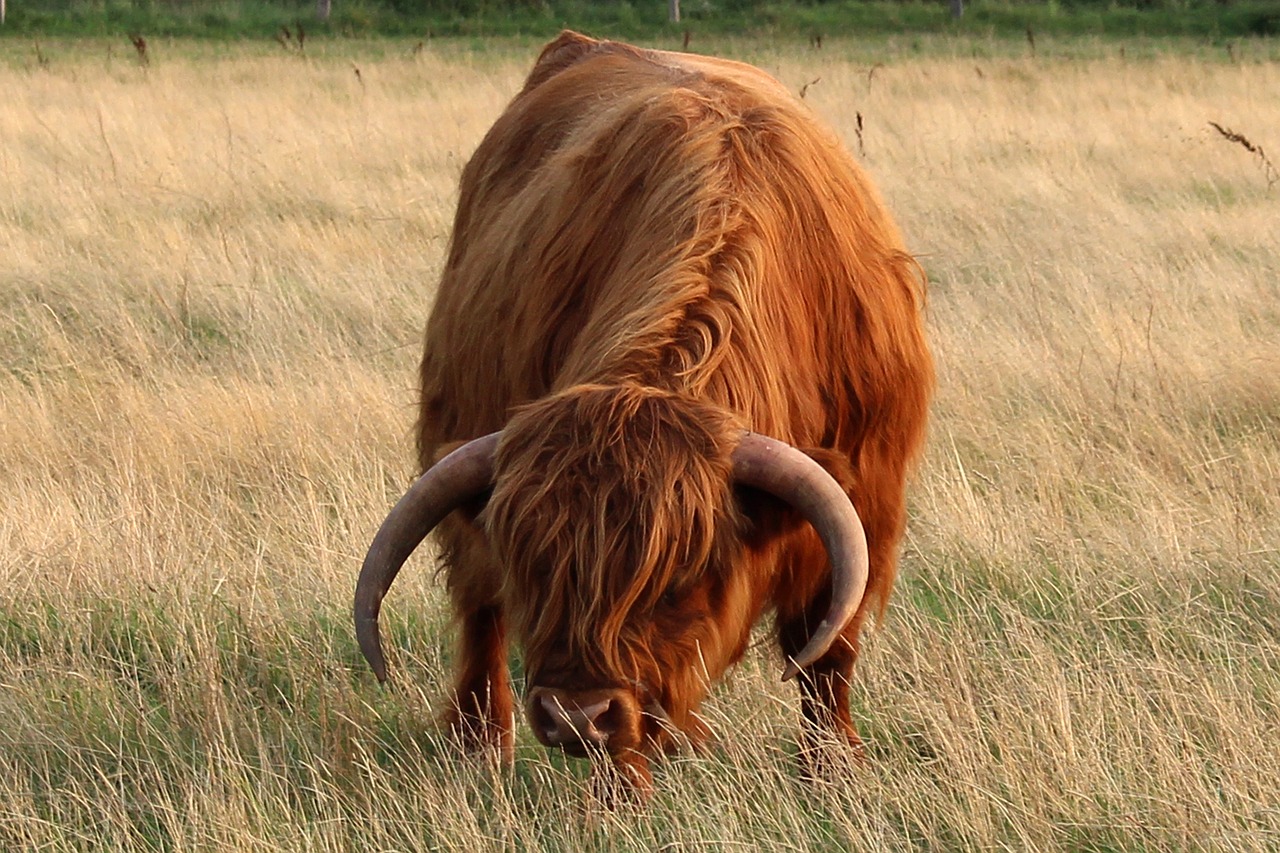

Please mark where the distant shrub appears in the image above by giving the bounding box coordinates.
[1,0,1273,37]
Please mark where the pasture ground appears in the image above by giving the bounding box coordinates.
[2,35,1278,851]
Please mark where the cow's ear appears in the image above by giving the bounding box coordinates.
[429,439,469,467]
[797,446,858,494]
[734,446,857,550]
[426,439,495,522]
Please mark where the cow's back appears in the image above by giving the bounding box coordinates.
[418,31,931,483]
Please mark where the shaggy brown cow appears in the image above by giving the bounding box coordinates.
[355,30,933,792]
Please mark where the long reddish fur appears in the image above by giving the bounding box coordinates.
[415,31,933,768]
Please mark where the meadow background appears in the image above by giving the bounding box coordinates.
[2,0,1275,41]
[2,32,1278,850]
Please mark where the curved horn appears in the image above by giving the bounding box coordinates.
[354,432,501,682]
[731,432,869,682]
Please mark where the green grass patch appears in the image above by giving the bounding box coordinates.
[3,0,1278,41]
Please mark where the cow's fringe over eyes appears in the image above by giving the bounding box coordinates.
[485,384,742,683]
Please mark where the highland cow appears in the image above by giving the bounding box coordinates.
[355,30,933,792]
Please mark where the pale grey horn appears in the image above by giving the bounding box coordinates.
[354,432,501,681]
[731,432,869,681]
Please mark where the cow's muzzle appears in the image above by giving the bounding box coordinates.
[526,686,639,756]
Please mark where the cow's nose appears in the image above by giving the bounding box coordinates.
[527,687,622,750]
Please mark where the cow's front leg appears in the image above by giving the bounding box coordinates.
[779,609,865,775]
[444,604,514,763]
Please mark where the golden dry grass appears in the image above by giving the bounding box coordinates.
[2,37,1278,850]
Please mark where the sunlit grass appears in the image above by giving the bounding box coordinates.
[1,37,1278,850]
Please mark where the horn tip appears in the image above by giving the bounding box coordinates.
[780,661,801,681]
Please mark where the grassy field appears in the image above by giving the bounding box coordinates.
[2,34,1278,850]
